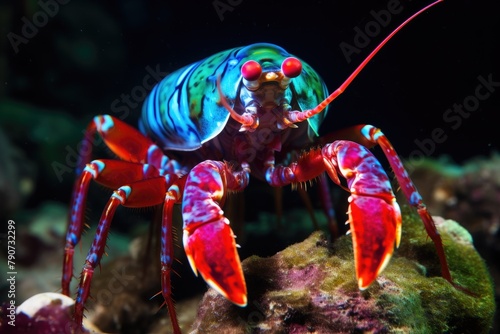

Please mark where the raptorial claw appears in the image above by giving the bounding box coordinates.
[322,140,402,289]
[348,195,402,289]
[183,220,247,306]
[182,160,249,307]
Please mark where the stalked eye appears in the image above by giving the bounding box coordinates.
[281,57,302,78]
[241,60,262,81]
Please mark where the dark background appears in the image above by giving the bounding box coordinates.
[2,0,499,208]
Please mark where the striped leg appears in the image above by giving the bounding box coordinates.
[73,176,171,327]
[63,114,183,295]
[359,124,454,285]
[64,114,187,332]
[161,182,185,334]
[62,160,163,295]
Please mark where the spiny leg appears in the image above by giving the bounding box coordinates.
[62,159,162,295]
[64,114,182,295]
[161,181,186,334]
[182,160,250,306]
[74,176,170,327]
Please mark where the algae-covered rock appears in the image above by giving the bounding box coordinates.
[191,209,495,333]
[403,155,500,332]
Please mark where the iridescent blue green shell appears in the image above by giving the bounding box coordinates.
[140,43,329,151]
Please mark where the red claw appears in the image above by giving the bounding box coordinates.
[322,141,402,289]
[182,160,249,307]
[183,220,247,306]
[349,196,402,289]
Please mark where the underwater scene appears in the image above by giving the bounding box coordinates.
[0,0,498,333]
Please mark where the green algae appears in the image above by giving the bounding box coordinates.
[192,207,496,333]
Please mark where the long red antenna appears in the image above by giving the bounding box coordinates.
[287,0,444,123]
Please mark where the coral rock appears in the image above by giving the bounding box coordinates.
[191,210,495,333]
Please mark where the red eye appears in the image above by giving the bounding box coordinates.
[281,57,302,78]
[241,60,262,81]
